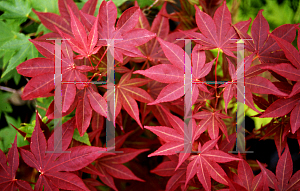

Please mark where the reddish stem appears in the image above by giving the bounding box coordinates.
[88,56,93,67]
[95,48,108,69]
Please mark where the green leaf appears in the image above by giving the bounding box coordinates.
[0,21,14,46]
[113,0,128,7]
[19,120,35,137]
[13,72,21,85]
[0,115,28,152]
[263,0,294,29]
[0,0,31,19]
[2,50,15,68]
[0,33,29,51]
[27,41,38,59]
[36,96,53,117]
[4,19,23,32]
[0,33,38,78]
[134,0,154,8]
[31,0,59,14]
[73,129,91,146]
[0,91,13,117]
[1,42,35,77]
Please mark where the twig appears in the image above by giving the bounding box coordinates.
[0,86,17,93]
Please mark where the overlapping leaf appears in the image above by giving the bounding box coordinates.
[185,138,241,190]
[104,72,153,128]
[135,39,214,105]
[19,113,106,191]
[132,2,185,65]
[182,1,239,57]
[193,110,231,140]
[56,6,100,59]
[234,10,296,64]
[151,155,188,191]
[220,56,288,114]
[0,135,33,191]
[229,155,270,191]
[90,0,156,63]
[257,145,300,191]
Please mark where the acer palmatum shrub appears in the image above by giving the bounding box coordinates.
[1,0,300,190]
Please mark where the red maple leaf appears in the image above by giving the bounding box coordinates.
[19,113,106,191]
[85,0,156,63]
[151,155,188,191]
[33,0,98,36]
[82,132,148,191]
[145,111,199,171]
[103,72,153,128]
[56,5,101,59]
[132,2,186,66]
[134,38,215,105]
[257,145,300,191]
[16,40,92,103]
[193,109,231,140]
[0,136,33,191]
[257,33,300,134]
[185,137,240,190]
[220,56,288,114]
[182,1,239,58]
[234,10,297,64]
[227,154,269,191]
[17,41,107,136]
[75,83,107,136]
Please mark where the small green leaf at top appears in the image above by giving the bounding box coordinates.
[73,129,91,146]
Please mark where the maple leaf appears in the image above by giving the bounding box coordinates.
[234,10,296,64]
[145,111,199,171]
[139,80,189,130]
[103,72,153,128]
[56,6,101,59]
[75,83,107,136]
[19,113,106,191]
[33,0,98,36]
[134,39,215,105]
[259,95,300,134]
[95,148,147,190]
[86,0,156,63]
[16,40,91,102]
[220,56,288,114]
[193,109,231,140]
[85,132,148,191]
[151,155,188,191]
[185,138,241,190]
[17,41,107,136]
[260,119,290,157]
[228,155,269,191]
[0,135,33,191]
[182,1,239,57]
[257,32,300,134]
[132,2,185,65]
[257,145,300,191]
